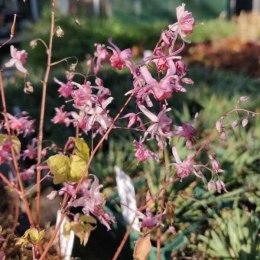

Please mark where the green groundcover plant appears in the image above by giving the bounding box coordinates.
[0,1,259,259]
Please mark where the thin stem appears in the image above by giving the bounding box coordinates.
[32,38,49,50]
[112,216,137,260]
[36,5,56,228]
[0,172,20,194]
[50,56,78,67]
[0,71,34,225]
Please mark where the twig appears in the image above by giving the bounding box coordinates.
[112,216,137,260]
[0,172,20,194]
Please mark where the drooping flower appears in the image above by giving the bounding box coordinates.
[207,180,215,192]
[4,45,28,74]
[209,155,224,174]
[108,38,137,76]
[216,180,227,193]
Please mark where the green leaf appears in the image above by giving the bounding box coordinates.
[69,155,87,182]
[47,154,71,184]
[72,138,89,162]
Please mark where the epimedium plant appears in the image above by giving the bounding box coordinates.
[0,1,259,259]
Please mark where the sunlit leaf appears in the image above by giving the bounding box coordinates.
[69,215,97,246]
[47,154,71,184]
[69,155,87,182]
[71,137,89,161]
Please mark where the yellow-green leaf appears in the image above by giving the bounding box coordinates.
[70,215,97,246]
[69,155,87,182]
[24,228,45,243]
[79,215,97,231]
[72,137,89,162]
[47,154,71,184]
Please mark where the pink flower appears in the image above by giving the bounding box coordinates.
[108,38,136,76]
[71,112,89,133]
[21,138,37,160]
[174,122,196,149]
[70,175,115,230]
[169,4,195,39]
[4,45,28,74]
[121,113,144,129]
[153,48,168,72]
[133,140,158,162]
[87,96,113,134]
[51,106,71,126]
[161,30,177,47]
[207,180,215,191]
[175,60,187,77]
[168,225,176,234]
[216,180,227,193]
[139,104,173,149]
[138,65,186,103]
[172,147,194,179]
[176,156,194,179]
[59,183,76,196]
[94,43,109,74]
[54,77,73,98]
[0,140,12,164]
[209,155,224,174]
[6,113,35,137]
[71,82,92,109]
[108,38,132,70]
[138,208,163,230]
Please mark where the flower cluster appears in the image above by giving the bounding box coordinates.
[52,74,113,137]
